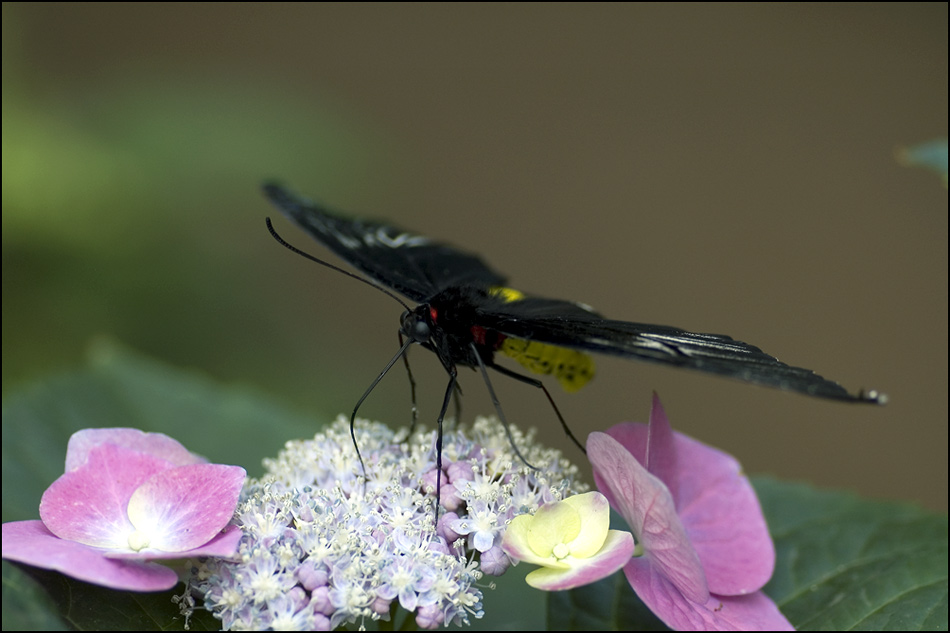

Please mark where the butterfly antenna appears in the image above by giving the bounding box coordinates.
[398,332,420,432]
[266,218,412,312]
[470,343,540,469]
[348,337,416,479]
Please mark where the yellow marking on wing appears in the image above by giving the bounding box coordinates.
[500,338,596,392]
[489,286,596,391]
[490,286,525,303]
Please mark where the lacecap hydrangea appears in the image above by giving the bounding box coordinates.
[184,416,586,630]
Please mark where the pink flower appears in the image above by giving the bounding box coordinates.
[2,428,246,592]
[588,394,793,631]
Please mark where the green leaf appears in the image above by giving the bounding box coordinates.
[1,561,66,631]
[550,478,948,631]
[897,139,949,186]
[7,564,220,631]
[757,477,948,631]
[547,571,667,630]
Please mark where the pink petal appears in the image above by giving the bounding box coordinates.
[624,560,793,631]
[40,444,175,549]
[671,434,774,595]
[603,405,775,596]
[65,428,205,472]
[184,523,244,558]
[105,524,244,560]
[524,530,635,591]
[1,521,179,592]
[645,393,678,503]
[125,464,246,552]
[588,432,708,605]
[604,422,649,465]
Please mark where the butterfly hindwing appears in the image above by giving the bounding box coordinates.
[475,296,871,402]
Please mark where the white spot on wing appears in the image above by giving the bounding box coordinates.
[331,228,362,249]
[372,228,429,248]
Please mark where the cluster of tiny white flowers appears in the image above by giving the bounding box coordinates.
[185,415,586,630]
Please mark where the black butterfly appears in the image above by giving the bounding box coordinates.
[263,183,884,494]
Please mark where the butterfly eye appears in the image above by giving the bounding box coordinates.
[400,310,431,343]
[410,319,431,342]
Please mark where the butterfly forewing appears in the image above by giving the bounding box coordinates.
[264,184,506,302]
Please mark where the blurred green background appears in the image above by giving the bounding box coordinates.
[3,3,947,513]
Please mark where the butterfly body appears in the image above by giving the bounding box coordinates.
[403,286,495,371]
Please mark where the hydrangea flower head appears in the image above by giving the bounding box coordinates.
[186,415,586,630]
[2,428,246,591]
[588,393,793,630]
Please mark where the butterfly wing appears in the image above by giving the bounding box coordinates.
[264,184,507,302]
[476,296,883,403]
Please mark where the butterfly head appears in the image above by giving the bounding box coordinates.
[400,306,433,345]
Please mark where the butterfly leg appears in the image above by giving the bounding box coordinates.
[431,366,459,525]
[469,343,539,469]
[487,362,587,455]
[451,382,463,425]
